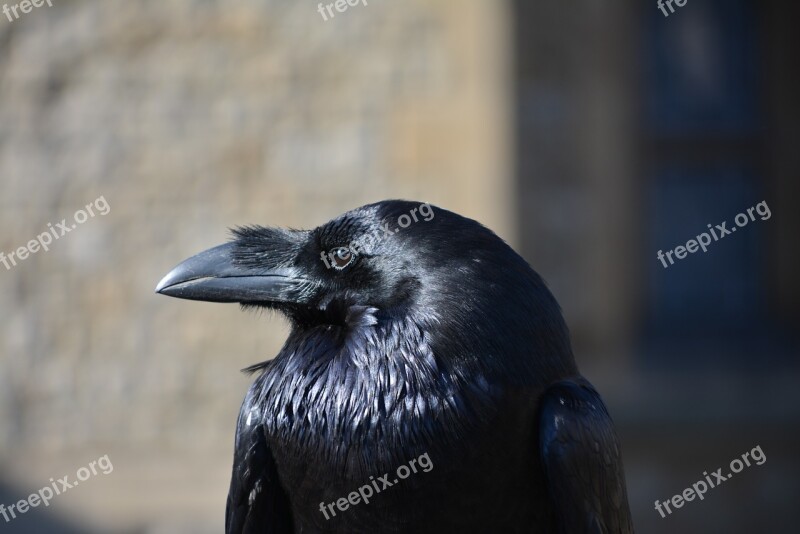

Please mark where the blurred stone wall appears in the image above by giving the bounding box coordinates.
[0,1,511,532]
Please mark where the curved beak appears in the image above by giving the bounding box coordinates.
[155,242,311,304]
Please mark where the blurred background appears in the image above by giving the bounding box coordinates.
[0,0,797,532]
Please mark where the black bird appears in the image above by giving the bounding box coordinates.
[156,200,634,534]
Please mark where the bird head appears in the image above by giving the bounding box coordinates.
[156,200,572,366]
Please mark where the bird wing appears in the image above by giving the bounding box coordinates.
[226,392,293,534]
[538,377,634,534]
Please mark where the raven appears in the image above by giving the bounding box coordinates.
[156,200,633,534]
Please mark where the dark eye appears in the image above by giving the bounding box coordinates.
[330,247,355,270]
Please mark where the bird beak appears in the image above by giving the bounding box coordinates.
[155,242,310,304]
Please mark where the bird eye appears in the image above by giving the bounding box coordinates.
[329,247,355,270]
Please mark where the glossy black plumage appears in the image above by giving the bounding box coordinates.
[156,200,634,533]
